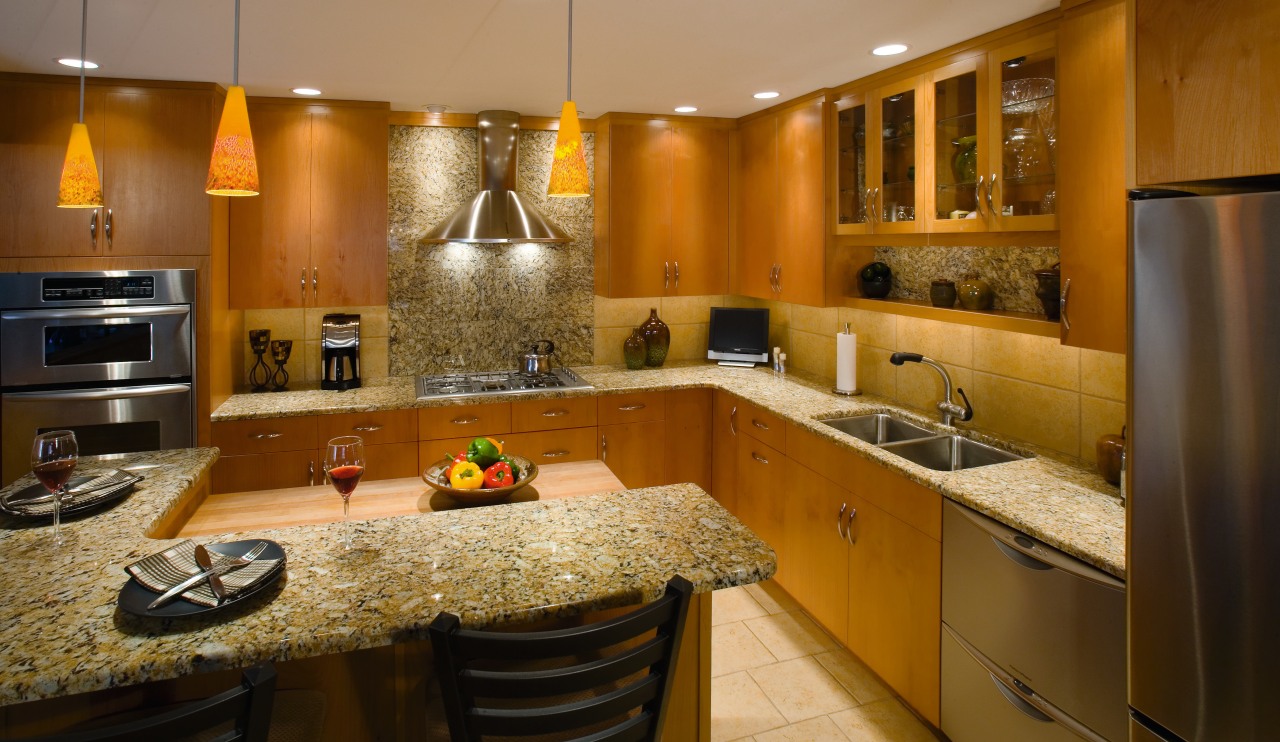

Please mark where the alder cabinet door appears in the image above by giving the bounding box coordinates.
[598,121,671,298]
[599,420,666,489]
[212,450,318,494]
[775,94,828,305]
[711,391,740,513]
[779,464,850,644]
[736,438,789,578]
[671,125,729,296]
[734,113,778,300]
[317,441,418,483]
[663,389,713,493]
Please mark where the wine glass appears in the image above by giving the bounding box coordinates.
[31,431,78,546]
[324,436,365,550]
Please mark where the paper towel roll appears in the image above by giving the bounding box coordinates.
[836,332,859,393]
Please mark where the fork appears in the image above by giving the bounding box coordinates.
[147,541,269,610]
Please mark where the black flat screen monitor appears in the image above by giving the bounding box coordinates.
[707,307,770,366]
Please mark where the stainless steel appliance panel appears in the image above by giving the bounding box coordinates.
[942,501,1126,741]
[1128,191,1280,741]
[0,305,192,386]
[2,384,192,485]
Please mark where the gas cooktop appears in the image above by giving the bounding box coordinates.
[415,368,593,400]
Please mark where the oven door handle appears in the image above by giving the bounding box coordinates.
[2,384,191,402]
[1,306,191,321]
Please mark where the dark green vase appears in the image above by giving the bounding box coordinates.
[623,328,647,370]
[639,308,670,367]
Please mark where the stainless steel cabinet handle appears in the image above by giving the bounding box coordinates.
[301,269,307,301]
[353,424,383,432]
[846,507,858,544]
[251,432,283,440]
[729,405,737,436]
[751,452,770,465]
[601,434,607,462]
[863,188,873,223]
[752,419,770,431]
[104,208,112,249]
[1060,277,1072,330]
[618,403,646,411]
[767,264,777,293]
[975,175,986,215]
[312,266,318,301]
[673,261,680,289]
[542,450,570,458]
[837,503,848,540]
[308,460,315,486]
[89,210,98,248]
[776,264,782,294]
[451,416,479,425]
[664,261,670,291]
[985,173,997,214]
[542,409,569,417]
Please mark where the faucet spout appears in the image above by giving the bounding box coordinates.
[889,352,974,426]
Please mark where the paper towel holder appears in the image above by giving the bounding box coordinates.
[834,322,862,396]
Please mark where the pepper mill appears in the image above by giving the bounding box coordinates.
[270,340,293,392]
[248,329,272,392]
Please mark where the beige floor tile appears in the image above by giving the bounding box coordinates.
[743,581,802,615]
[744,611,838,661]
[829,698,937,742]
[712,622,778,677]
[750,656,857,723]
[813,651,892,705]
[713,586,769,625]
[753,715,851,742]
[711,672,788,742]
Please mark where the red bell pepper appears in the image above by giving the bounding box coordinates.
[443,450,468,481]
[483,461,514,488]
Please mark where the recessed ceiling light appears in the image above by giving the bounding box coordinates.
[292,88,322,96]
[871,44,910,56]
[56,58,98,69]
[674,106,698,113]
[423,104,449,114]
[753,91,780,100]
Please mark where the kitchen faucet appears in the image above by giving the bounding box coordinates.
[889,352,973,427]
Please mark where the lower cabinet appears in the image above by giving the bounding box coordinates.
[599,420,666,488]
[503,427,599,465]
[711,391,740,512]
[736,438,789,580]
[781,465,850,644]
[663,388,713,493]
[212,450,318,493]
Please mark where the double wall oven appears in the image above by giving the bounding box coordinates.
[0,270,196,486]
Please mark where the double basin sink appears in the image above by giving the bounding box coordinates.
[821,414,1029,471]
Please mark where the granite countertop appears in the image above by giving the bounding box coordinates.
[0,449,775,707]
[213,363,1127,579]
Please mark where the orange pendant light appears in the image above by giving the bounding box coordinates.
[57,0,103,209]
[206,0,259,196]
[548,0,589,198]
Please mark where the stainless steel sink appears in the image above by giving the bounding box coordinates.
[821,414,936,445]
[879,435,1028,471]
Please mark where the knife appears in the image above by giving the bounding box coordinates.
[193,544,227,602]
[147,541,268,610]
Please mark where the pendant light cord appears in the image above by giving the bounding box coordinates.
[233,0,240,85]
[566,0,573,101]
[78,0,87,123]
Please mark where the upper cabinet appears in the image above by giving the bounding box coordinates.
[986,31,1058,232]
[0,76,220,258]
[735,94,826,305]
[1134,0,1280,184]
[593,115,730,298]
[229,98,388,309]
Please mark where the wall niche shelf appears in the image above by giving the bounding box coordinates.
[844,296,1060,338]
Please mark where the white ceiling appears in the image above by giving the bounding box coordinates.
[0,0,1058,119]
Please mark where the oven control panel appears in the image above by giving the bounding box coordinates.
[42,276,155,301]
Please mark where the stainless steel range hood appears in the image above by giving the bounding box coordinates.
[424,110,572,244]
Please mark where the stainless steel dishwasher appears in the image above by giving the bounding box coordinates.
[941,500,1126,742]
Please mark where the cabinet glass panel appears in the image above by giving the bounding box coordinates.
[999,49,1056,218]
[837,102,868,227]
[880,89,916,224]
[934,71,979,221]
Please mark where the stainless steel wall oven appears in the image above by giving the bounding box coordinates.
[0,270,196,485]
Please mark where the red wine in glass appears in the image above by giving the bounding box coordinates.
[324,436,365,550]
[31,431,78,546]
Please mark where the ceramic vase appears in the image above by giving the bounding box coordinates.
[858,261,893,299]
[956,279,994,310]
[1034,263,1062,320]
[639,308,670,367]
[623,328,647,370]
[930,280,957,308]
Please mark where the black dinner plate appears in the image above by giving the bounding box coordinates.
[117,539,287,618]
[0,472,139,520]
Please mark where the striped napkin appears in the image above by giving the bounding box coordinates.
[126,540,280,608]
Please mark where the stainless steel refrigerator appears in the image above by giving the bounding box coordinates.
[1128,190,1280,741]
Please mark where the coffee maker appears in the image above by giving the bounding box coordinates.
[321,314,361,391]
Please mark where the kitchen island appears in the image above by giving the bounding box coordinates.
[0,448,774,739]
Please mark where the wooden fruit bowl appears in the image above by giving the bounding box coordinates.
[421,454,539,505]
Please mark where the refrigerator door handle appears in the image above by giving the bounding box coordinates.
[989,672,1054,722]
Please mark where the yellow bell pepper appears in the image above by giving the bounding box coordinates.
[449,461,484,489]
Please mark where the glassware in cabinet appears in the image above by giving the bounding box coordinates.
[986,31,1058,231]
[873,78,924,233]
[834,95,871,235]
[928,57,988,233]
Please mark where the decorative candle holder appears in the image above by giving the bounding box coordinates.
[270,340,293,392]
[248,329,272,392]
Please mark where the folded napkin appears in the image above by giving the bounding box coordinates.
[127,540,281,608]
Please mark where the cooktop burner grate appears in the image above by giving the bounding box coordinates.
[415,368,592,400]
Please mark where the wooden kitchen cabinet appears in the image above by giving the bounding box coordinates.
[317,441,419,482]
[663,389,713,493]
[0,76,220,258]
[418,402,511,440]
[593,115,729,298]
[734,94,826,305]
[316,409,417,447]
[229,98,388,309]
[711,391,740,512]
[596,391,665,426]
[212,415,319,456]
[510,396,597,433]
[599,420,666,489]
[213,449,318,494]
[780,463,850,644]
[736,438,789,579]
[503,427,599,466]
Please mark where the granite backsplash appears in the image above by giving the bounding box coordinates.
[386,125,596,375]
[873,245,1061,314]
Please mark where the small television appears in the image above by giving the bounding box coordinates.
[707,307,770,366]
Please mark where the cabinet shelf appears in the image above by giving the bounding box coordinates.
[844,296,1059,338]
[935,111,977,127]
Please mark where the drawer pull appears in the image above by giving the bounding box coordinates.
[308,460,315,486]
[751,452,770,465]
[542,409,569,417]
[451,416,480,425]
[617,404,646,411]
[251,432,283,440]
[353,424,383,432]
[542,450,570,458]
[752,419,770,431]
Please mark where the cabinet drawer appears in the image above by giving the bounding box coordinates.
[503,427,598,465]
[319,441,418,482]
[212,450,317,494]
[597,391,665,426]
[418,403,511,440]
[317,409,416,446]
[785,422,848,486]
[739,402,786,451]
[212,416,318,456]
[511,397,597,432]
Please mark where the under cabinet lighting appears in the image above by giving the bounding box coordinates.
[292,87,322,96]
[872,43,910,56]
[753,91,780,100]
[57,57,98,69]
[674,106,698,113]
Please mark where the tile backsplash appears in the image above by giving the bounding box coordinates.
[240,306,390,386]
[872,245,1060,314]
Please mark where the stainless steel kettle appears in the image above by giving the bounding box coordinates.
[518,340,555,374]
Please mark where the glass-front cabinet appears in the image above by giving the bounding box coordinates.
[834,94,870,233]
[986,31,1058,231]
[876,81,922,233]
[833,75,925,235]
[928,58,987,233]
